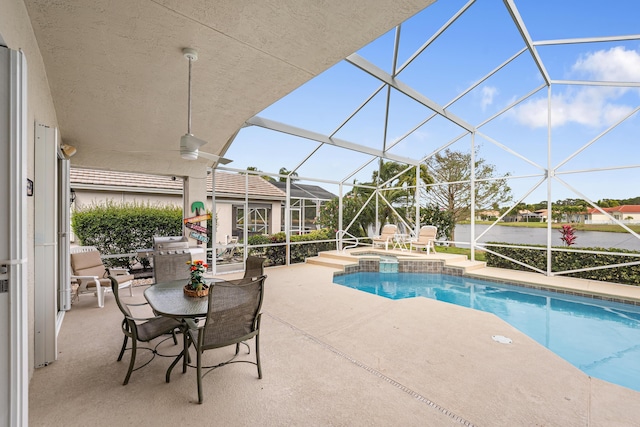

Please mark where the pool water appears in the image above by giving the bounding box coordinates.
[333,272,640,392]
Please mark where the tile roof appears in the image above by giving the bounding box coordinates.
[70,168,285,199]
[587,205,640,214]
[271,181,336,200]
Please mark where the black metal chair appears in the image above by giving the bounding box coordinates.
[243,256,266,279]
[109,276,183,385]
[175,275,266,403]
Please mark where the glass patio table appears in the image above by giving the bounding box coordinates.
[144,278,223,319]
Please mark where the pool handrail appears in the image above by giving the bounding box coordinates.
[336,230,359,252]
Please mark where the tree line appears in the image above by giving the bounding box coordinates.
[274,148,512,242]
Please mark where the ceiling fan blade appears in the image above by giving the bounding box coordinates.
[180,134,208,160]
[198,151,233,164]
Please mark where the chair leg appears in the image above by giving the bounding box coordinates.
[197,345,203,404]
[166,348,184,383]
[256,334,262,379]
[123,340,137,385]
[182,330,190,373]
[117,335,128,361]
[96,284,105,308]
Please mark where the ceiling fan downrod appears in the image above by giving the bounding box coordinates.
[183,47,198,136]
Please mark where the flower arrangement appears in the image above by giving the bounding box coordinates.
[184,260,209,296]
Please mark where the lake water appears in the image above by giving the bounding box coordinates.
[454,224,640,251]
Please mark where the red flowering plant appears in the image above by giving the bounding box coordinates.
[559,224,577,246]
[186,260,208,291]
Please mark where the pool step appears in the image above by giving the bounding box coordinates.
[306,252,358,269]
[311,251,355,262]
[446,259,487,271]
[306,250,486,273]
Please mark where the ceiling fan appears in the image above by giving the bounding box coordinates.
[180,47,232,165]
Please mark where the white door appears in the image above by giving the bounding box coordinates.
[0,44,29,427]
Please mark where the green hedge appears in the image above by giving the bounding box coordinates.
[72,201,182,268]
[484,243,640,286]
[246,229,336,266]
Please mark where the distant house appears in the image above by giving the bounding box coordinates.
[534,209,548,222]
[586,205,640,224]
[475,210,500,221]
[70,168,286,243]
[504,209,543,222]
[271,181,337,233]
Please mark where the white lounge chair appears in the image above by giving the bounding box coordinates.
[410,225,437,254]
[372,224,397,250]
[70,246,134,307]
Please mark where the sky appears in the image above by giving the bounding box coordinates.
[224,0,640,207]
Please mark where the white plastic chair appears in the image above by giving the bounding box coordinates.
[410,226,437,254]
[372,224,397,250]
[70,246,134,307]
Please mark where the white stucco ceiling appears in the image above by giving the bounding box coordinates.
[24,0,436,177]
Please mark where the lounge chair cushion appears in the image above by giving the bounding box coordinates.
[70,250,134,288]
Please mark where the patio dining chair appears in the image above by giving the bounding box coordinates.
[243,255,266,279]
[184,275,266,404]
[70,246,134,307]
[109,276,184,385]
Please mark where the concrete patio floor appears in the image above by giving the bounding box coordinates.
[30,261,640,426]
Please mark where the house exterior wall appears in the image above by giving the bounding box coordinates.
[589,211,640,224]
[214,202,234,243]
[1,0,62,382]
[74,189,181,208]
[589,212,610,224]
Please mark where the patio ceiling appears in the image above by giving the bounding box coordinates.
[23,0,436,177]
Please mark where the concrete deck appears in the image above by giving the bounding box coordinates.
[29,259,640,426]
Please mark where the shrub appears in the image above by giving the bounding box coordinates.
[72,201,182,268]
[246,229,336,266]
[559,224,577,246]
[484,242,640,286]
[420,205,455,240]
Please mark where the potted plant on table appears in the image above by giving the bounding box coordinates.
[184,260,209,297]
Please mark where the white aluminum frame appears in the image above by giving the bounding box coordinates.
[235,0,640,277]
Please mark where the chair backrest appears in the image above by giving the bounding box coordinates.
[380,224,397,237]
[418,225,437,242]
[70,249,107,277]
[200,275,266,349]
[109,275,132,320]
[243,256,266,279]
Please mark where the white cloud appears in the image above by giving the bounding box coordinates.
[480,86,498,111]
[508,47,639,129]
[572,46,640,81]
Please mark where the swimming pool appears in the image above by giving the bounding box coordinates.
[333,272,640,392]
